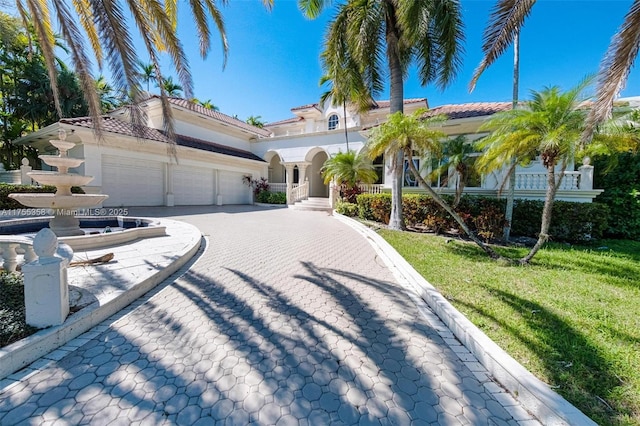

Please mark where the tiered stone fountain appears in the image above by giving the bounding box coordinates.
[9,129,108,236]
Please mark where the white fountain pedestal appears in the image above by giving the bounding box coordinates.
[9,131,109,237]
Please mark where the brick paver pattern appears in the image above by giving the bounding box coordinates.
[0,207,533,425]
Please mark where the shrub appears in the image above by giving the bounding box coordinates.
[356,192,608,243]
[335,201,358,217]
[0,183,85,210]
[594,153,640,240]
[511,199,609,243]
[266,192,286,204]
[0,272,38,348]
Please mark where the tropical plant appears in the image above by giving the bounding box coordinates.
[14,0,272,149]
[478,81,598,263]
[367,110,503,259]
[321,150,377,203]
[300,0,465,230]
[160,77,183,97]
[246,115,264,128]
[94,75,121,113]
[431,135,477,208]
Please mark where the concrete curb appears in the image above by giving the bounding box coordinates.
[334,213,597,426]
[0,219,203,381]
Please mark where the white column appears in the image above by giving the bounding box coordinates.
[284,163,295,204]
[578,157,594,191]
[166,163,175,206]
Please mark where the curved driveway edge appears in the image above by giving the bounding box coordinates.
[334,213,597,426]
[0,218,203,382]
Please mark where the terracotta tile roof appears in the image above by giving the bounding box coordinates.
[174,134,265,162]
[291,103,322,112]
[60,116,168,142]
[165,97,272,137]
[264,116,304,127]
[372,98,428,109]
[59,116,265,162]
[422,102,512,119]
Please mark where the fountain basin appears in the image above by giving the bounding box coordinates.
[26,172,95,188]
[9,194,108,209]
[0,216,166,250]
[38,156,84,169]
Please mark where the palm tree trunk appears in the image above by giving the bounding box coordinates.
[503,30,520,241]
[406,152,504,261]
[386,8,405,230]
[342,101,349,151]
[520,162,559,264]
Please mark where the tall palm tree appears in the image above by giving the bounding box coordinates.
[367,110,502,259]
[137,61,156,93]
[470,0,640,139]
[478,81,594,263]
[469,0,534,241]
[16,0,272,151]
[198,99,219,111]
[321,150,378,203]
[300,0,465,230]
[95,75,120,113]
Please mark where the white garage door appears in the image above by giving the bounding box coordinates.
[173,166,215,205]
[219,171,251,205]
[102,155,164,207]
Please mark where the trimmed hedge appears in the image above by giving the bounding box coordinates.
[256,191,286,204]
[355,193,609,243]
[0,183,85,210]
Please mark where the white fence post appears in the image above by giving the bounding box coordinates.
[20,157,32,185]
[578,158,594,191]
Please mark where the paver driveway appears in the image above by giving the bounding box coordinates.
[0,206,538,425]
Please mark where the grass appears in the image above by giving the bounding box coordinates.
[380,229,640,426]
[0,272,39,347]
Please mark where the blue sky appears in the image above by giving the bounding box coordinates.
[148,0,636,123]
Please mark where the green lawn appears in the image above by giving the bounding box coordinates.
[380,230,640,426]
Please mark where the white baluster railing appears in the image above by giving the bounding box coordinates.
[515,171,580,191]
[0,236,37,272]
[290,181,309,203]
[268,183,287,193]
[358,184,385,194]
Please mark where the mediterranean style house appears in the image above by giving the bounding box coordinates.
[12,95,605,208]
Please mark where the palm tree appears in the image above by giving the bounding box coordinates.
[198,99,219,111]
[478,81,593,263]
[95,75,121,113]
[137,62,156,93]
[367,110,503,259]
[300,0,465,230]
[321,150,378,203]
[160,77,183,97]
[469,0,534,241]
[469,0,640,139]
[431,135,476,208]
[16,0,272,148]
[246,115,265,128]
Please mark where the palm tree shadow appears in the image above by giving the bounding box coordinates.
[456,287,624,423]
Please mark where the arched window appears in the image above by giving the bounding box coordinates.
[328,114,339,130]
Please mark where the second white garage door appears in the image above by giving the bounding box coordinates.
[173,166,215,205]
[218,171,251,205]
[102,155,165,207]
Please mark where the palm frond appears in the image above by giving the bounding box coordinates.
[469,0,536,92]
[585,1,640,141]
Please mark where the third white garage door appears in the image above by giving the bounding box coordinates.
[218,171,251,205]
[173,166,215,205]
[102,155,164,207]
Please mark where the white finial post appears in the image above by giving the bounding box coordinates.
[22,228,72,328]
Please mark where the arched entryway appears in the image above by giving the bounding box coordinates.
[306,149,329,198]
